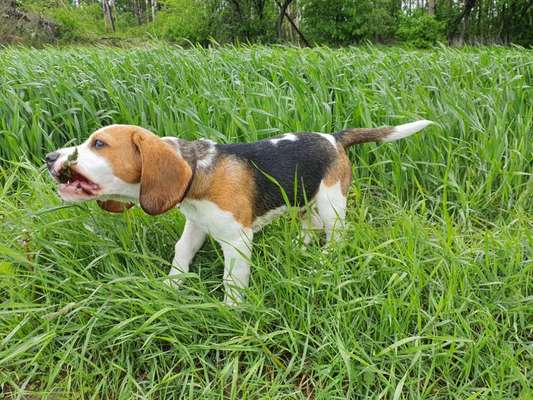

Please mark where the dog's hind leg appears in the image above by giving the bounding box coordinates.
[315,181,347,243]
[300,208,323,245]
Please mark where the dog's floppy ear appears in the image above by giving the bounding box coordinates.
[97,200,134,213]
[132,130,192,216]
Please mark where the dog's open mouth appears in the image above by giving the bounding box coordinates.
[56,167,101,197]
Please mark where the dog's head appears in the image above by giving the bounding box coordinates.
[46,125,192,215]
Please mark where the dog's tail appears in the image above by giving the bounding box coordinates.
[333,120,433,149]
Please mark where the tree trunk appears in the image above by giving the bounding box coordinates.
[276,0,292,39]
[255,0,265,19]
[151,0,157,22]
[109,0,118,28]
[449,0,476,46]
[460,0,475,44]
[275,0,308,46]
[229,0,242,20]
[145,0,150,22]
[133,0,142,25]
[428,0,436,16]
[475,0,482,42]
[102,0,115,32]
[102,0,108,31]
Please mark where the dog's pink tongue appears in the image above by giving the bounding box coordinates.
[79,180,98,194]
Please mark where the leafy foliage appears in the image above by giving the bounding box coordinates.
[396,11,446,48]
[46,4,102,42]
[10,0,533,47]
[154,0,210,44]
[301,0,396,45]
[204,0,278,43]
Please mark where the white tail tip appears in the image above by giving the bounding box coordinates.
[381,120,433,143]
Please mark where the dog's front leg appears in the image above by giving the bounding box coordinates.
[168,219,206,286]
[219,230,253,305]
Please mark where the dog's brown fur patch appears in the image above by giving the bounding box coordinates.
[189,156,255,227]
[323,145,352,194]
[335,127,394,148]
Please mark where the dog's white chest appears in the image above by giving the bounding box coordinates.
[179,199,244,240]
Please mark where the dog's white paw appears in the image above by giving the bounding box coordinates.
[224,292,244,306]
[166,267,186,288]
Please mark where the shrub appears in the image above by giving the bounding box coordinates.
[396,11,446,48]
[47,4,103,42]
[301,0,396,45]
[152,0,210,45]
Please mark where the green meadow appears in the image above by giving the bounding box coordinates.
[0,45,531,399]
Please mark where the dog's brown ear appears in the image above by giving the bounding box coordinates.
[133,130,192,216]
[97,200,134,213]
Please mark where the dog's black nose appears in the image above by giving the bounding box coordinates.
[45,152,60,168]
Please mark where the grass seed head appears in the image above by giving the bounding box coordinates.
[58,148,78,182]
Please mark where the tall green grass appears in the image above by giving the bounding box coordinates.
[1,45,531,217]
[0,45,531,399]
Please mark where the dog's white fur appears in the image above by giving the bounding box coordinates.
[381,120,432,142]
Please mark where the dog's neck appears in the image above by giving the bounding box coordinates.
[165,138,218,201]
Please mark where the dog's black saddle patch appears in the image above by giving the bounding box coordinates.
[217,133,338,217]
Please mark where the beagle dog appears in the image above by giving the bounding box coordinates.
[46,120,432,304]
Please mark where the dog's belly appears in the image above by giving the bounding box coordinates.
[179,199,249,240]
[180,199,293,236]
[252,205,288,232]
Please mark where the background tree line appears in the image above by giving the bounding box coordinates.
[5,0,532,46]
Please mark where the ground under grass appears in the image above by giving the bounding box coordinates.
[0,45,531,399]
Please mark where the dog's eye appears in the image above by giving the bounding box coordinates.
[94,139,106,149]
